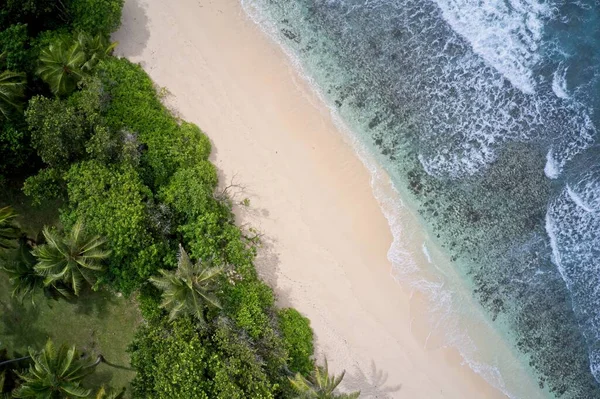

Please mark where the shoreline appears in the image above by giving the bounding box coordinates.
[114,0,515,397]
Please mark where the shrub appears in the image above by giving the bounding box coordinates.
[160,162,218,219]
[69,0,125,36]
[0,120,30,176]
[26,95,88,168]
[99,58,212,187]
[0,23,29,72]
[278,308,314,375]
[63,160,153,291]
[22,167,65,205]
[129,316,277,399]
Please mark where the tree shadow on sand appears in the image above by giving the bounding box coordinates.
[343,361,402,399]
[112,0,150,58]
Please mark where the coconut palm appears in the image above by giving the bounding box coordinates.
[1,238,72,303]
[37,39,86,96]
[289,358,360,399]
[0,69,26,120]
[0,206,20,250]
[32,221,110,296]
[1,238,44,303]
[150,244,223,323]
[12,340,99,398]
[76,32,117,71]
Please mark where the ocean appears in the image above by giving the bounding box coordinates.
[241,0,600,397]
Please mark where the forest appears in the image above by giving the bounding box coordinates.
[0,0,360,397]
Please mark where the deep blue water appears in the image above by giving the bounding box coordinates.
[243,0,600,397]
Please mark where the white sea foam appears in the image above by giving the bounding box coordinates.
[546,171,600,383]
[431,0,550,94]
[566,184,593,213]
[552,65,570,99]
[544,149,559,179]
[421,243,433,263]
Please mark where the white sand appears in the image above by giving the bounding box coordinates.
[113,1,510,397]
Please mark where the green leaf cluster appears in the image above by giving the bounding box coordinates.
[129,316,277,399]
[278,308,315,375]
[63,160,155,292]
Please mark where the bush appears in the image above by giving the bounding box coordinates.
[278,308,314,375]
[160,162,218,219]
[99,58,212,187]
[26,95,88,168]
[129,316,277,399]
[0,23,29,72]
[63,160,153,291]
[22,167,65,205]
[0,120,30,176]
[69,0,125,35]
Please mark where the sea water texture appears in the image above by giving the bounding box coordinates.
[241,0,600,397]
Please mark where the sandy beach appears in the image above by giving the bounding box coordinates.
[113,1,509,397]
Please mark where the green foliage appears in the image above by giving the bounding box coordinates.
[0,24,29,72]
[76,31,117,71]
[13,339,97,398]
[0,120,30,176]
[137,284,164,322]
[175,122,212,165]
[222,276,274,340]
[0,238,44,303]
[32,220,110,296]
[150,244,223,324]
[278,308,314,375]
[0,70,26,120]
[0,0,70,33]
[22,168,65,206]
[26,95,88,167]
[100,58,212,187]
[160,162,218,219]
[181,210,255,268]
[36,37,86,96]
[289,359,360,399]
[129,316,277,399]
[69,0,125,36]
[64,160,152,291]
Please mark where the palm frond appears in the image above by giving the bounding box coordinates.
[151,244,224,323]
[289,358,360,399]
[0,71,26,120]
[13,340,95,398]
[33,222,108,296]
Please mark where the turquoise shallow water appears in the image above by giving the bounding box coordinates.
[242,0,600,397]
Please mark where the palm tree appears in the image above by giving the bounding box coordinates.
[32,221,110,296]
[0,206,20,250]
[76,32,117,71]
[289,358,360,399]
[37,39,86,96]
[0,69,26,120]
[1,238,44,303]
[150,244,223,324]
[1,238,72,303]
[12,340,99,398]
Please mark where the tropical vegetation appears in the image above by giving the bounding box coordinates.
[0,0,358,397]
[12,340,100,398]
[289,359,360,399]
